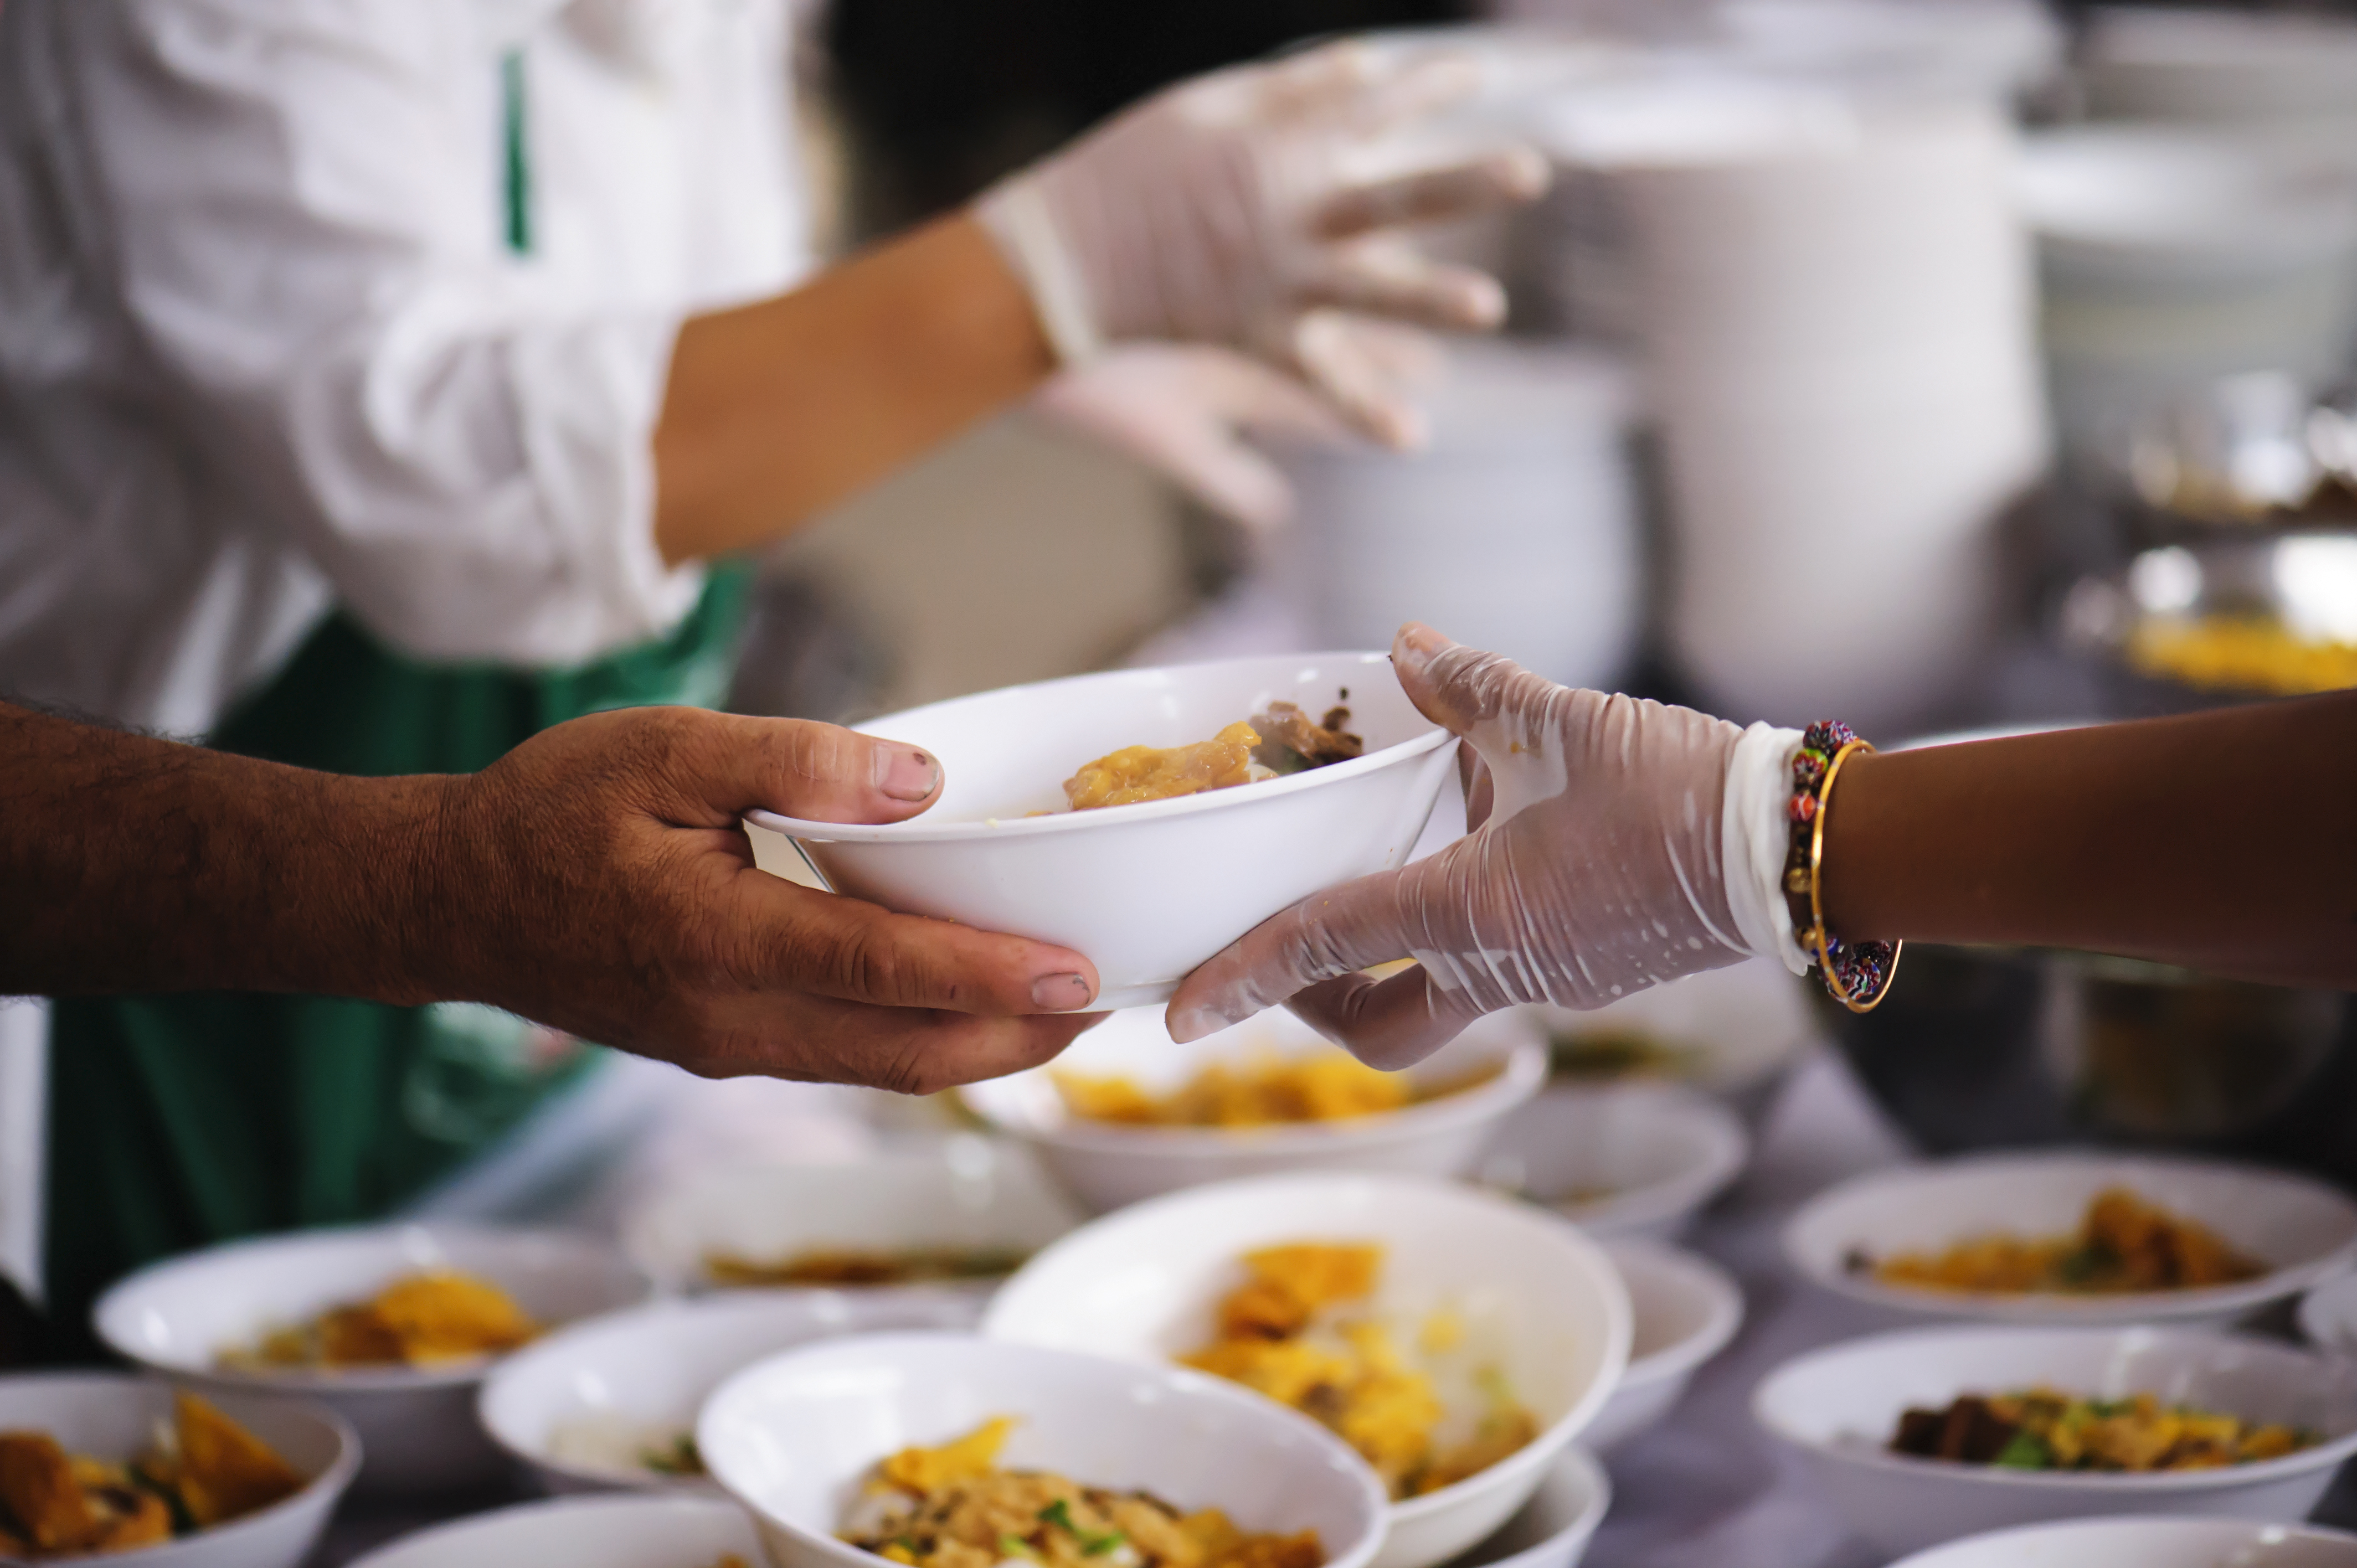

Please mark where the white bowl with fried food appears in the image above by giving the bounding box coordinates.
[94,1223,649,1494]
[697,1330,1388,1568]
[345,1493,763,1568]
[479,1290,979,1495]
[1520,958,1818,1125]
[1474,1084,1749,1242]
[1783,1152,2357,1328]
[740,652,1458,1010]
[1753,1324,2357,1558]
[1883,1514,2357,1567]
[620,1138,1084,1296]
[958,1004,1545,1213]
[979,1172,1631,1568]
[0,1373,357,1568]
[1586,1240,1744,1453]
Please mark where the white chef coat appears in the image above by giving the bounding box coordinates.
[0,0,812,736]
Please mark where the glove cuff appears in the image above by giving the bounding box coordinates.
[1722,722,1814,977]
[973,176,1105,368]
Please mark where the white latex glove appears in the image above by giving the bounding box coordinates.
[975,40,1547,448]
[1035,343,1391,529]
[1167,623,1809,1067]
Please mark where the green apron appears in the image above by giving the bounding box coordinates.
[38,568,750,1359]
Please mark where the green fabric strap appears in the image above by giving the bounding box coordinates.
[39,567,749,1358]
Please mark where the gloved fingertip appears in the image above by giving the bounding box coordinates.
[1165,1004,1236,1044]
[1392,622,1454,678]
[1491,146,1552,200]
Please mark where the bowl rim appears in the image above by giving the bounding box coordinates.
[1507,1085,1752,1234]
[343,1491,758,1568]
[475,1291,980,1491]
[2297,1270,2357,1352]
[743,651,1449,844]
[977,1170,1634,1525]
[1601,1239,1747,1390]
[0,1370,363,1560]
[1753,1323,2357,1494]
[1881,1512,2357,1566]
[94,1221,650,1394]
[1780,1149,2357,1323]
[696,1329,1392,1568]
[961,1040,1547,1157]
[1470,1442,1613,1568]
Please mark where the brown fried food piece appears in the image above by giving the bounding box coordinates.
[171,1392,304,1526]
[1249,703,1361,774]
[0,1434,100,1552]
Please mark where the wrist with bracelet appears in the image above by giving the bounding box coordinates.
[1781,720,1901,1013]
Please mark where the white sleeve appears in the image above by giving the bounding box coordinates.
[64,0,704,666]
[1721,721,1814,977]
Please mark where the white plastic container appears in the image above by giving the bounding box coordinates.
[743,652,1455,1010]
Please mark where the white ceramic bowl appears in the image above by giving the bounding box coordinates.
[620,1137,1083,1295]
[0,1373,357,1568]
[94,1223,650,1494]
[345,1493,762,1568]
[2301,1272,2357,1356]
[698,1331,1388,1568]
[1784,1152,2357,1327]
[961,1005,1546,1213]
[1475,1085,1749,1242]
[1445,1445,1610,1568]
[479,1290,980,1494]
[1886,1514,2357,1568]
[1586,1240,1744,1453]
[980,1172,1632,1568]
[1754,1324,2357,1559]
[741,652,1458,1009]
[1520,958,1816,1125]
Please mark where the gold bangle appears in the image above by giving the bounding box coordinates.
[1798,739,1902,1014]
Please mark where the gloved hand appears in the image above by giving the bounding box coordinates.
[1167,623,1806,1067]
[975,40,1547,448]
[1035,343,1378,529]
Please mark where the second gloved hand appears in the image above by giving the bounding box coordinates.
[1167,623,1797,1067]
[975,40,1546,448]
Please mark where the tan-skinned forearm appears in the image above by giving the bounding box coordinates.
[651,214,1055,565]
[0,702,457,1003]
[1818,693,2357,988]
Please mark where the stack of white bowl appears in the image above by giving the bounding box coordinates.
[2081,7,2357,128]
[1273,339,1643,695]
[1530,77,2047,734]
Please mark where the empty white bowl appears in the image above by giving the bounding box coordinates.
[620,1137,1083,1295]
[697,1330,1388,1568]
[1445,1445,1610,1568]
[1754,1324,2357,1558]
[1475,1084,1749,1242]
[345,1493,762,1568]
[478,1290,982,1495]
[0,1372,358,1568]
[1783,1152,2357,1327]
[1586,1240,1744,1453]
[980,1172,1631,1568]
[741,652,1458,1009]
[1886,1514,2357,1568]
[94,1223,649,1493]
[960,1005,1546,1213]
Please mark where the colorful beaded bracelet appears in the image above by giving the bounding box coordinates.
[1781,720,1901,1013]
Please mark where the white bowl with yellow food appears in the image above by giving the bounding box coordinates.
[0,1373,358,1568]
[1586,1240,1744,1453]
[697,1330,1388,1568]
[958,1005,1545,1214]
[1753,1324,2357,1558]
[345,1493,764,1568]
[479,1291,980,1495]
[94,1223,649,1494]
[1782,1152,2357,1328]
[979,1172,1631,1568]
[740,652,1458,1010]
[1474,1084,1749,1243]
[1882,1514,2357,1568]
[620,1138,1083,1297]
